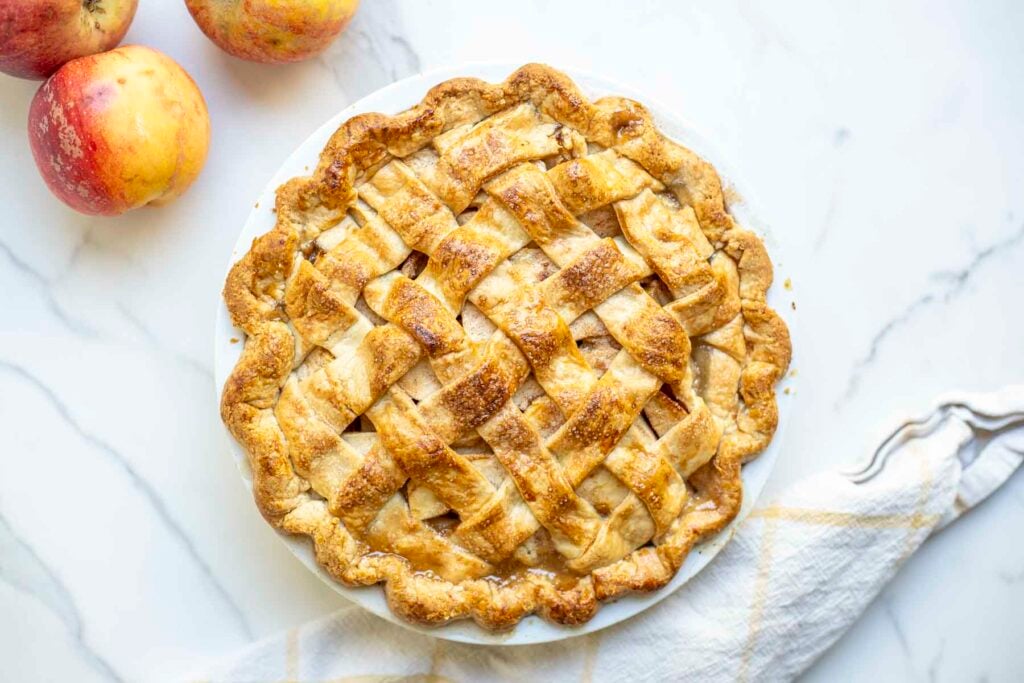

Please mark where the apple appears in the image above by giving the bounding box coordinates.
[0,0,138,80]
[184,0,359,64]
[28,45,211,216]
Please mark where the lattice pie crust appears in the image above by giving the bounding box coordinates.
[221,64,791,630]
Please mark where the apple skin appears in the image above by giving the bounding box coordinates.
[184,0,359,64]
[0,0,139,80]
[28,45,211,216]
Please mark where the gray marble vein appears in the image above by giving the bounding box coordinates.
[880,593,912,660]
[358,0,422,79]
[384,33,422,79]
[0,236,98,338]
[736,0,829,88]
[317,0,422,95]
[0,360,252,640]
[840,223,1024,404]
[1,231,212,381]
[814,129,851,250]
[0,511,123,682]
[927,638,946,683]
[813,181,841,251]
[114,303,214,380]
[998,567,1024,584]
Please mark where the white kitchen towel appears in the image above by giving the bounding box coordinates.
[193,386,1024,683]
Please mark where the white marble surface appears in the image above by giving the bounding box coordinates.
[1,1,1021,681]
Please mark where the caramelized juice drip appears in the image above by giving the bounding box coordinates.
[483,557,581,590]
[424,513,459,537]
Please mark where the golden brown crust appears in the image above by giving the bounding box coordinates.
[221,63,791,631]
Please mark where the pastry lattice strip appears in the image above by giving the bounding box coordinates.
[279,107,728,577]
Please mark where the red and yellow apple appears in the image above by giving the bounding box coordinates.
[28,45,211,216]
[0,0,138,80]
[184,0,359,63]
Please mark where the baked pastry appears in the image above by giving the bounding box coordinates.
[221,64,791,631]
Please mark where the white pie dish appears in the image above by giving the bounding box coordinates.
[214,63,797,646]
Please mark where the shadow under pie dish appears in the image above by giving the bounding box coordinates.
[220,64,792,633]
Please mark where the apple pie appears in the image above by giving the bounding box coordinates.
[221,64,791,630]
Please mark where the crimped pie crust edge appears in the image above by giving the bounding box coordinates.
[220,63,792,631]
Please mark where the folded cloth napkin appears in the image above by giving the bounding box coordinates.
[194,386,1024,683]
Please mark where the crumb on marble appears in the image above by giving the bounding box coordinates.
[784,277,793,290]
[230,337,239,344]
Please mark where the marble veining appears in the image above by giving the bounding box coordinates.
[0,360,252,640]
[841,222,1024,405]
[0,1,1021,681]
[0,512,122,682]
[316,0,421,97]
[114,303,214,380]
[0,235,99,338]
